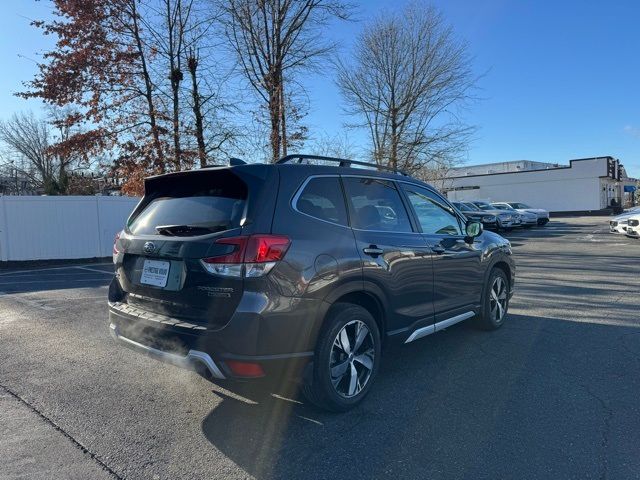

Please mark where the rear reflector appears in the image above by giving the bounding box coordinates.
[226,360,265,378]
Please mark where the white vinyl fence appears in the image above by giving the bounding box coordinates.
[0,196,140,262]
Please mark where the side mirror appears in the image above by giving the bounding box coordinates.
[465,221,483,242]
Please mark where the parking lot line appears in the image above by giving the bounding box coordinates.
[0,278,109,285]
[0,263,113,277]
[73,266,114,275]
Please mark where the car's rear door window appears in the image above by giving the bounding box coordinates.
[342,177,412,232]
[295,177,348,225]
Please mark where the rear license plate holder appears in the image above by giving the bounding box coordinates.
[140,260,170,287]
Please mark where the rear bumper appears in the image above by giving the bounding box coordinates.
[108,295,318,382]
[109,322,226,379]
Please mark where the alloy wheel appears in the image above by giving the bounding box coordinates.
[329,320,375,398]
[489,276,508,322]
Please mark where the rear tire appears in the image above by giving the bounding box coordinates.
[475,268,510,331]
[302,303,381,412]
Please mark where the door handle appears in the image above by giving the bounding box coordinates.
[430,245,446,254]
[363,245,384,257]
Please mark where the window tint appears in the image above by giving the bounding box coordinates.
[296,177,348,225]
[403,186,463,236]
[129,172,247,236]
[343,177,412,232]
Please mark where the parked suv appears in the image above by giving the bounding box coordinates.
[625,215,640,238]
[109,155,515,411]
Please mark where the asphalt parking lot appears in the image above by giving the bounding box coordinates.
[1,216,639,480]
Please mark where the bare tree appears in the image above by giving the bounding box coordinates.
[0,112,78,194]
[221,0,351,162]
[307,131,356,159]
[124,0,168,172]
[336,2,477,174]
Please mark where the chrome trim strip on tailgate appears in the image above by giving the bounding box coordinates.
[405,311,475,344]
[109,323,226,379]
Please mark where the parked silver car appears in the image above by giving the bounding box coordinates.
[505,202,550,226]
[470,201,517,231]
[491,203,538,228]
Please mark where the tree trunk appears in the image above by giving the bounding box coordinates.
[279,72,287,157]
[130,0,165,173]
[167,0,182,171]
[269,83,281,163]
[171,69,182,170]
[187,53,207,168]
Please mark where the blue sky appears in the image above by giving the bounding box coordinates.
[1,0,639,177]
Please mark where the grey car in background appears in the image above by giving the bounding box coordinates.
[451,202,499,230]
[491,203,537,228]
[470,201,518,231]
[506,202,550,226]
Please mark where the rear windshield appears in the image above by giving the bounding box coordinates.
[128,172,248,236]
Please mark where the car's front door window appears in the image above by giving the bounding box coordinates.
[402,186,463,235]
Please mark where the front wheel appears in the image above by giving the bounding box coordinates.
[475,268,510,330]
[302,303,381,412]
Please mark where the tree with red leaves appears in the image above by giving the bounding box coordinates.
[20,0,174,195]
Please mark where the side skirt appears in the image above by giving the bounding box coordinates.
[404,311,476,344]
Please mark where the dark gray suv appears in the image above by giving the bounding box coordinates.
[109,155,515,411]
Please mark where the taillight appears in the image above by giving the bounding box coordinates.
[113,230,122,262]
[245,235,290,262]
[210,236,248,263]
[200,234,290,278]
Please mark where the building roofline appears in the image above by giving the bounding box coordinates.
[449,159,559,171]
[444,156,615,180]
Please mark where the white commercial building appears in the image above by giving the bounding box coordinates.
[437,156,638,213]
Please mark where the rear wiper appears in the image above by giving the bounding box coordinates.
[155,224,213,236]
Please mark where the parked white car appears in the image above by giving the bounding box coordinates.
[625,214,640,239]
[609,210,638,234]
[505,202,550,225]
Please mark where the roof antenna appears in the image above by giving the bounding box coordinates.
[229,158,247,166]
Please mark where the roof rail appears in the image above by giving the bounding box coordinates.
[276,154,409,176]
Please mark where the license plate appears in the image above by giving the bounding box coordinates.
[140,260,170,287]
